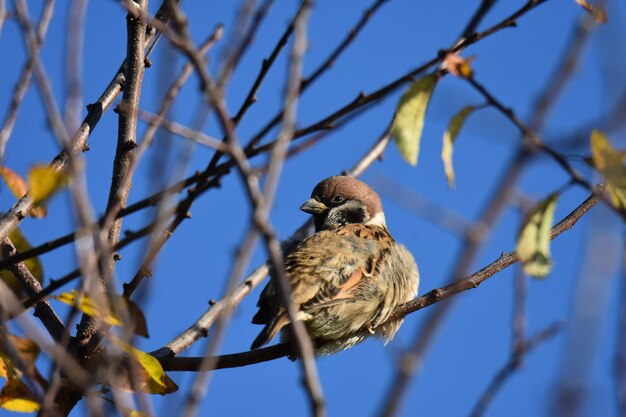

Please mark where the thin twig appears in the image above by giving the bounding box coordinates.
[64,0,88,133]
[246,0,391,151]
[466,76,591,189]
[14,0,71,147]
[0,0,55,161]
[459,0,497,41]
[250,0,550,150]
[468,323,564,417]
[136,108,228,151]
[217,0,275,90]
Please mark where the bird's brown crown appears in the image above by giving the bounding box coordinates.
[311,176,384,218]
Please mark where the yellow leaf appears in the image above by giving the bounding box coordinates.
[0,167,45,218]
[51,290,149,337]
[441,105,476,189]
[108,337,178,395]
[0,227,44,294]
[516,194,559,278]
[27,165,68,205]
[0,380,40,412]
[575,0,608,23]
[393,74,438,166]
[0,336,40,381]
[52,290,123,327]
[590,130,626,210]
[120,407,150,417]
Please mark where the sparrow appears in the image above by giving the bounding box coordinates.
[251,176,419,355]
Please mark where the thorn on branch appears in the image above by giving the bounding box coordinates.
[82,144,90,152]
[144,57,152,68]
[208,299,216,306]
[113,253,122,261]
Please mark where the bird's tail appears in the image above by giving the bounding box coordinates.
[251,314,290,350]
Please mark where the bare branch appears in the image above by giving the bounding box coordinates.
[468,323,563,417]
[75,0,149,354]
[0,238,65,341]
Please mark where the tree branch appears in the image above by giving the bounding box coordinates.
[159,189,601,371]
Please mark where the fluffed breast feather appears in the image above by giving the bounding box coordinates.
[251,224,419,353]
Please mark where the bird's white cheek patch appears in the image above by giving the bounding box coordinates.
[366,212,387,227]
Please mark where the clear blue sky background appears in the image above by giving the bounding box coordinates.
[0,1,625,416]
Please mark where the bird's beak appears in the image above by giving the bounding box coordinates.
[299,198,328,214]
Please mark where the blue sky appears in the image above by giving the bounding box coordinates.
[1,1,625,416]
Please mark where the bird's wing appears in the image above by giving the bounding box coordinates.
[286,224,394,311]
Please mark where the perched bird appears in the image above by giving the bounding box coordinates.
[251,176,419,355]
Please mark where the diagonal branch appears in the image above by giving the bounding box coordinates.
[159,188,601,372]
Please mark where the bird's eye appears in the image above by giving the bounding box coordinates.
[332,195,345,204]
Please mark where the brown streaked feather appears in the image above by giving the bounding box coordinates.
[301,267,364,310]
[251,213,418,353]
